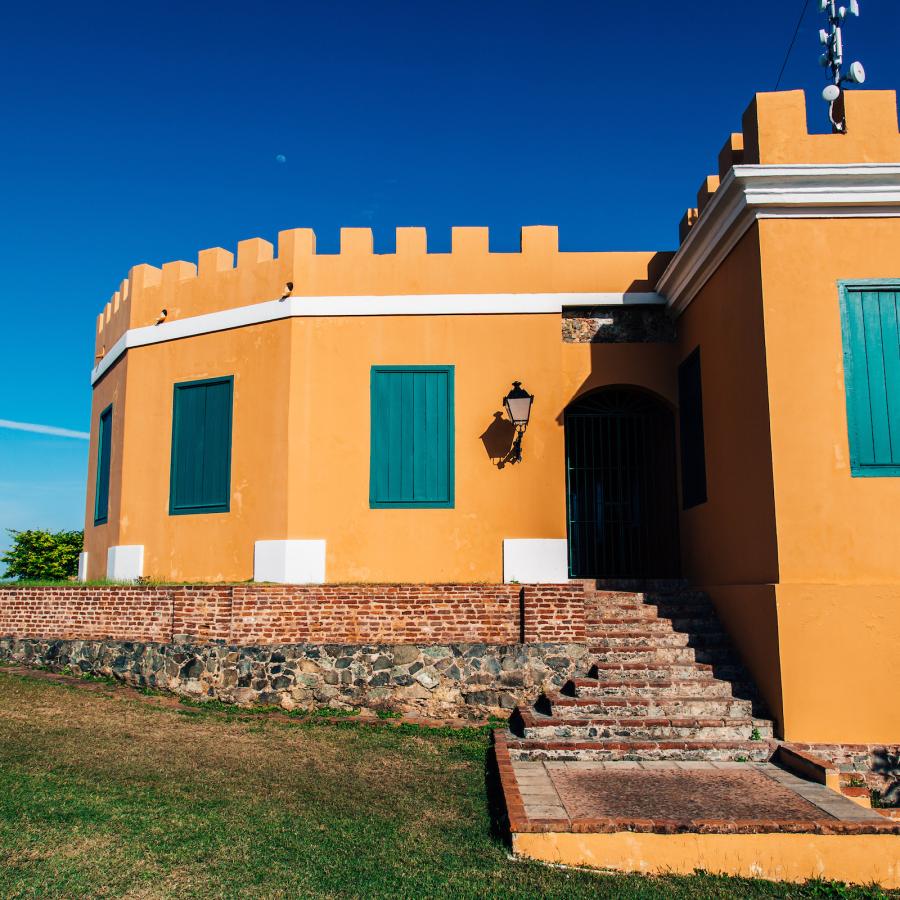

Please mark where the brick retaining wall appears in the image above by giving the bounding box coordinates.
[0,583,585,646]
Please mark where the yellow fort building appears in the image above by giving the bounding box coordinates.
[83,89,900,752]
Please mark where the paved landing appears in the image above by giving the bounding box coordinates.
[511,759,886,828]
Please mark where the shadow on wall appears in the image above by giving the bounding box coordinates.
[479,411,517,468]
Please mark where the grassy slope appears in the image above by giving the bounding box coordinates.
[0,671,892,899]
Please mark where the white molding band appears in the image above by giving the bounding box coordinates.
[90,291,664,385]
[77,552,89,583]
[254,539,327,584]
[503,539,569,584]
[658,163,900,314]
[106,545,144,581]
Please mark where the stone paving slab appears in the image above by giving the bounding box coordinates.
[509,756,890,832]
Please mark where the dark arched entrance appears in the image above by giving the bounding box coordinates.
[564,387,680,579]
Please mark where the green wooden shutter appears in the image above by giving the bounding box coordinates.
[370,366,454,508]
[93,404,113,525]
[169,376,233,514]
[840,285,900,476]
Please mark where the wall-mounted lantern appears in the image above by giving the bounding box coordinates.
[503,381,534,464]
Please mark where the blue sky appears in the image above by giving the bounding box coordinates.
[1,0,898,557]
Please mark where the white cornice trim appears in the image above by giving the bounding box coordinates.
[657,163,900,315]
[90,290,665,385]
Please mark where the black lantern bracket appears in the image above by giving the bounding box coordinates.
[500,381,534,466]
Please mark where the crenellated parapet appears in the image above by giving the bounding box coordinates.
[93,226,671,359]
[677,89,900,243]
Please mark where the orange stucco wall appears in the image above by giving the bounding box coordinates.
[85,309,674,583]
[754,216,900,742]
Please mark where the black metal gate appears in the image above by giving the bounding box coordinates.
[565,387,680,579]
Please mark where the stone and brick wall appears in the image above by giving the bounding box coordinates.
[0,583,585,646]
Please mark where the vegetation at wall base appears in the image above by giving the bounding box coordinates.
[1,529,83,581]
[0,670,893,899]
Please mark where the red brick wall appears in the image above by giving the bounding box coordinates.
[229,584,523,644]
[172,587,233,642]
[0,583,585,645]
[522,584,587,642]
[0,587,172,642]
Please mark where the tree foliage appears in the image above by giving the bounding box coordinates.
[1,529,84,581]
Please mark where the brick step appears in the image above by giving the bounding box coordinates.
[584,606,721,631]
[586,616,724,632]
[585,631,732,649]
[541,690,755,719]
[518,709,773,742]
[504,736,773,763]
[586,589,709,604]
[588,645,737,665]
[589,578,691,592]
[587,662,745,681]
[566,677,754,699]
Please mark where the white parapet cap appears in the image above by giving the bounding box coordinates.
[658,162,900,315]
[89,291,665,385]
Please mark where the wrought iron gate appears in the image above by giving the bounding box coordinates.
[565,388,680,579]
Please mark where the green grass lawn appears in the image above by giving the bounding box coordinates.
[0,670,893,899]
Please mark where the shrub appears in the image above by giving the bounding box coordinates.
[1,529,84,581]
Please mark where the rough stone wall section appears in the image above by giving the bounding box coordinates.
[0,588,172,643]
[561,306,676,343]
[0,583,585,646]
[0,636,590,718]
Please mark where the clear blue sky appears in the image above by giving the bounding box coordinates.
[1,0,898,556]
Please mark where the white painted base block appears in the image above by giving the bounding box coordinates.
[503,539,569,584]
[254,540,326,584]
[107,545,144,581]
[77,552,89,583]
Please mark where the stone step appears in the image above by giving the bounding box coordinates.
[586,590,710,605]
[542,690,755,719]
[586,630,732,649]
[586,615,725,633]
[504,736,774,763]
[518,709,774,742]
[566,676,751,699]
[587,662,745,681]
[590,578,691,592]
[586,604,715,623]
[588,645,737,665]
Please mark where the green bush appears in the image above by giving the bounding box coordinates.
[1,529,84,581]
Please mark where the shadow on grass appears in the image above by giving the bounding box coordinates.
[484,739,511,846]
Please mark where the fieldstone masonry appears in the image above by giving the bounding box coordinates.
[0,637,589,718]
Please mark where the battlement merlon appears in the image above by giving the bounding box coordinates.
[678,89,900,242]
[93,225,672,359]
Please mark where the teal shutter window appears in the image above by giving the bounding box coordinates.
[840,283,900,477]
[93,404,113,525]
[169,376,234,514]
[370,366,455,508]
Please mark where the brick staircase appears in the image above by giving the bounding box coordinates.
[506,581,775,762]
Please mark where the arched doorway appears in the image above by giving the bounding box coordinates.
[564,387,680,579]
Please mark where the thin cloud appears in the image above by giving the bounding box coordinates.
[0,419,90,440]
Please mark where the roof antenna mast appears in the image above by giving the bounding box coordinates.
[818,0,866,132]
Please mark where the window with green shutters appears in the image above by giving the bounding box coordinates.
[369,366,455,508]
[93,404,112,525]
[840,282,900,477]
[169,376,234,514]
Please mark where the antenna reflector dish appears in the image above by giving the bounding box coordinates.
[822,83,841,102]
[846,60,865,83]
